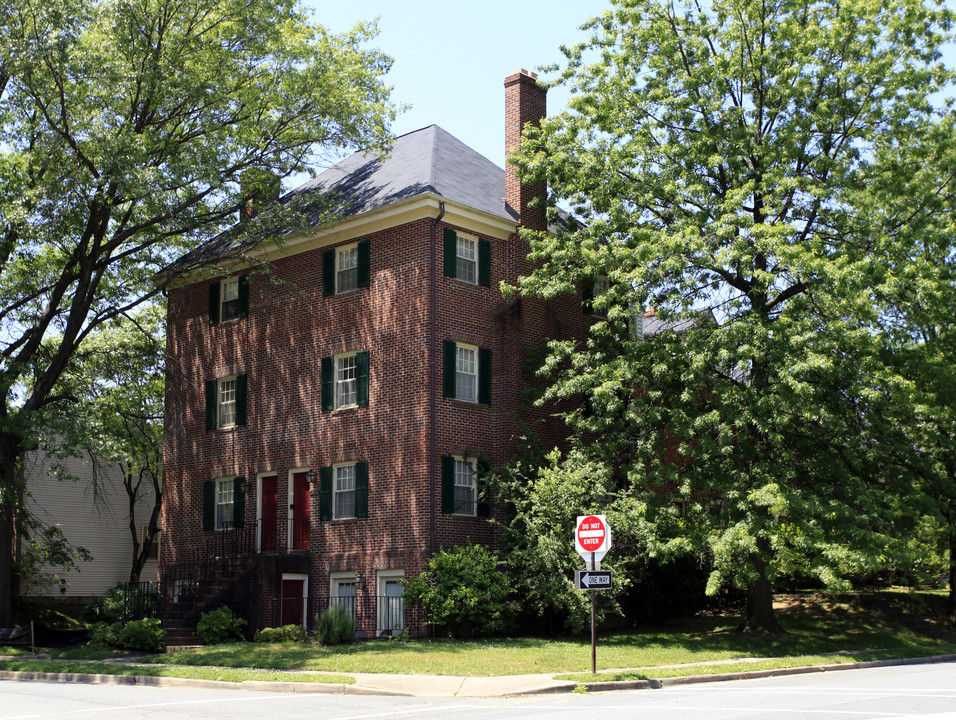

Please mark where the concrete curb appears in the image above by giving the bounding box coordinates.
[1,654,954,697]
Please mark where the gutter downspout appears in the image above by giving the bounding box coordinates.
[428,201,445,559]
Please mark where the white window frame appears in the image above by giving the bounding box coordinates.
[329,571,357,618]
[333,462,357,520]
[455,233,478,284]
[217,376,238,428]
[334,353,358,409]
[455,344,478,403]
[588,275,609,318]
[220,276,241,322]
[453,456,477,516]
[215,477,235,531]
[336,244,359,294]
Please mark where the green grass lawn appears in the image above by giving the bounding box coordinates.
[2,591,954,682]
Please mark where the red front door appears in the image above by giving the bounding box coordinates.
[282,578,306,627]
[260,476,277,552]
[291,472,310,550]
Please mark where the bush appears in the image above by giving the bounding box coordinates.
[254,624,308,643]
[89,618,164,652]
[196,606,247,644]
[402,543,515,638]
[82,583,129,623]
[315,604,356,646]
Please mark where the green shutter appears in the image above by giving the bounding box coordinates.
[236,374,247,425]
[441,456,455,514]
[322,249,335,296]
[478,239,491,287]
[478,348,491,405]
[357,240,370,288]
[205,379,218,431]
[355,461,369,518]
[321,357,334,411]
[233,477,245,529]
[209,282,220,325]
[319,466,333,521]
[356,350,369,406]
[443,341,457,398]
[237,275,250,318]
[443,228,457,277]
[203,480,215,531]
[477,460,491,517]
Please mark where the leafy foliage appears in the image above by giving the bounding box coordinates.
[254,624,308,643]
[315,605,357,646]
[510,0,956,631]
[196,606,247,645]
[0,0,399,626]
[403,544,515,637]
[89,618,164,653]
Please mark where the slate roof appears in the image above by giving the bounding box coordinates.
[162,126,520,279]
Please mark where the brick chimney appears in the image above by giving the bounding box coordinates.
[505,69,547,233]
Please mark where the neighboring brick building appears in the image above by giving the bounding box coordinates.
[158,70,591,637]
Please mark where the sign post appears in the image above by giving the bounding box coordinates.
[575,515,611,674]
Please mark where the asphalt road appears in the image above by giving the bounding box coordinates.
[1,663,955,720]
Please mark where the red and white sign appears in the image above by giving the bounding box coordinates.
[575,515,610,555]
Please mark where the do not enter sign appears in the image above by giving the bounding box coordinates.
[575,515,610,555]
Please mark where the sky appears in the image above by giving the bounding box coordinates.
[307,0,613,170]
[307,0,956,175]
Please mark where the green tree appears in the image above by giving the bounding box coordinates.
[0,0,398,627]
[510,0,954,632]
[403,544,515,638]
[48,304,166,585]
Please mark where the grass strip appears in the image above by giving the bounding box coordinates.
[555,645,956,683]
[0,659,354,685]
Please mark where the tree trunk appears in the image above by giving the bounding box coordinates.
[0,431,24,628]
[736,545,784,634]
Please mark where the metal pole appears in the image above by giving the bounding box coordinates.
[590,552,596,674]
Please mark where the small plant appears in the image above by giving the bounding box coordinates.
[196,606,247,644]
[89,618,164,652]
[82,583,130,623]
[315,604,357,646]
[573,684,590,694]
[254,624,308,643]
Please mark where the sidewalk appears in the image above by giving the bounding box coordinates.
[2,654,956,696]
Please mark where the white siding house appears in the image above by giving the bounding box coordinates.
[21,448,160,598]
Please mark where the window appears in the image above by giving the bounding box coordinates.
[205,375,247,430]
[336,354,357,408]
[141,525,160,561]
[442,341,491,404]
[321,351,369,411]
[329,573,357,618]
[583,275,608,318]
[334,464,356,519]
[323,240,370,295]
[209,275,249,324]
[441,456,490,516]
[203,477,245,531]
[443,229,490,286]
[319,462,368,520]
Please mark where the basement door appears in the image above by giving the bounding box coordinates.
[281,575,308,627]
[290,471,310,550]
[377,573,405,637]
[259,475,278,552]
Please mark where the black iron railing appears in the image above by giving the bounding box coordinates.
[269,594,412,638]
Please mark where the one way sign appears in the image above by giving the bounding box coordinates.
[574,570,612,590]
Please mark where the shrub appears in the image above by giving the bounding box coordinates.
[89,618,164,652]
[82,583,129,623]
[402,543,515,638]
[253,624,308,643]
[315,604,356,645]
[196,606,247,644]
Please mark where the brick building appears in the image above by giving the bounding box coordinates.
[158,70,591,638]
